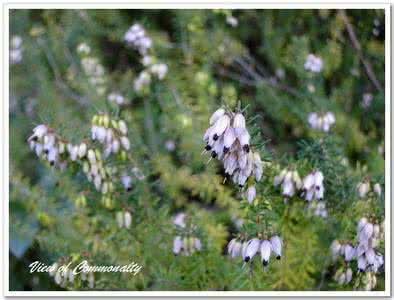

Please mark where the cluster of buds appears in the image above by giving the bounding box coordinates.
[307,200,328,218]
[357,179,382,198]
[91,114,130,158]
[77,43,106,96]
[10,35,23,65]
[304,54,323,73]
[330,217,384,290]
[124,23,152,55]
[172,213,202,256]
[81,147,116,195]
[28,124,68,168]
[301,170,324,201]
[356,218,384,273]
[308,112,336,132]
[203,107,263,198]
[116,210,132,229]
[274,168,302,200]
[227,235,282,267]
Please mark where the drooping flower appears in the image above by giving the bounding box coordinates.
[260,240,272,266]
[270,236,282,260]
[227,238,243,258]
[246,185,256,204]
[203,108,263,189]
[243,238,260,262]
[301,170,324,201]
[173,236,183,255]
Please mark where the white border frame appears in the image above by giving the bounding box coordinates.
[1,2,391,297]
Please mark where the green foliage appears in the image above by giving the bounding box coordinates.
[9,9,384,291]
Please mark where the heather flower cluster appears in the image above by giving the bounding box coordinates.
[27,121,119,200]
[308,112,336,132]
[227,235,282,267]
[124,23,152,55]
[203,107,263,203]
[275,169,326,208]
[91,114,130,158]
[28,124,72,169]
[124,24,168,93]
[274,168,302,200]
[330,217,384,290]
[172,213,202,256]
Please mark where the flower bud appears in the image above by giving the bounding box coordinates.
[87,149,96,164]
[118,120,128,135]
[260,240,272,266]
[78,143,87,158]
[124,211,132,229]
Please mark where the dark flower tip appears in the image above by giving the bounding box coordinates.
[223,147,229,154]
[244,256,250,262]
[276,256,281,260]
[213,134,219,141]
[243,144,250,153]
[263,260,269,266]
[211,151,217,158]
[205,144,212,151]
